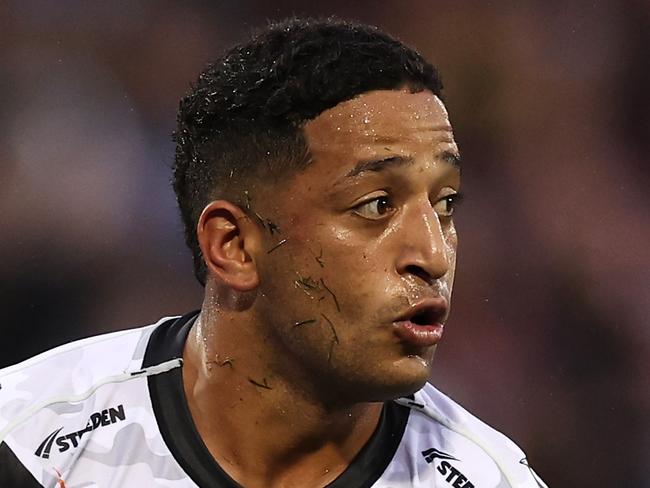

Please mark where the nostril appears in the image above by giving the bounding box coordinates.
[404,265,433,285]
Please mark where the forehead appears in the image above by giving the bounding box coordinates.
[303,89,455,160]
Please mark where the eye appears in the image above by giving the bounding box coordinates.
[433,192,463,217]
[353,195,395,220]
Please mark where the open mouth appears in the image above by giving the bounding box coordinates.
[393,299,448,347]
[397,299,447,327]
[409,308,439,327]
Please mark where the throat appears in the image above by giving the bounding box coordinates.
[183,345,384,487]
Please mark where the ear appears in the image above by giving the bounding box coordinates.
[197,200,261,291]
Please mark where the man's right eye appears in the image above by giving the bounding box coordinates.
[353,196,395,220]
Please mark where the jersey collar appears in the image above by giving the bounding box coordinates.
[144,311,411,488]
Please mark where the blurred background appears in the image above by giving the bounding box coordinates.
[1,0,648,485]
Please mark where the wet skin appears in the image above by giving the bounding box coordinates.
[184,89,461,488]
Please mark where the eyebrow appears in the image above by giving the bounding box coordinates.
[344,155,414,178]
[343,149,461,179]
[440,150,462,168]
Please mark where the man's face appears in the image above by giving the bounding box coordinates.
[253,89,461,402]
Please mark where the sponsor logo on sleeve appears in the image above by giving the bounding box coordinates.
[35,404,126,459]
[422,447,476,488]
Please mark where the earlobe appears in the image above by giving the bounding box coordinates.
[197,201,261,291]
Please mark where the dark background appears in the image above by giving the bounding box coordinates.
[1,1,648,485]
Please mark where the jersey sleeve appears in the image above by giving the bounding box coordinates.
[414,383,548,488]
[0,323,162,487]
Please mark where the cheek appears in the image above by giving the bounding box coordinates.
[442,224,458,297]
[318,237,403,322]
[445,224,458,261]
[287,223,388,307]
[447,224,459,271]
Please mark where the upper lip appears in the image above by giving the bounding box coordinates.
[395,297,449,326]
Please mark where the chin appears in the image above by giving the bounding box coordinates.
[391,369,431,398]
[353,357,432,402]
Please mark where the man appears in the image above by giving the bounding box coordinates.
[0,18,546,488]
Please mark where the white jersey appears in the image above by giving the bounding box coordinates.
[0,311,547,487]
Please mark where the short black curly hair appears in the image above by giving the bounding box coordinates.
[173,17,443,286]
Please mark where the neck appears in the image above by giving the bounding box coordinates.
[182,304,384,488]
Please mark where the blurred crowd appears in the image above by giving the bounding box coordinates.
[1,1,648,485]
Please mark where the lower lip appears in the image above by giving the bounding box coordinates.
[393,321,444,347]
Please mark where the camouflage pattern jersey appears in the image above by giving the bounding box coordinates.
[0,311,547,487]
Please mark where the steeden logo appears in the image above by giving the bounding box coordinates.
[422,447,458,463]
[421,447,476,488]
[35,405,126,459]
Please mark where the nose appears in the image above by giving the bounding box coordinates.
[395,199,452,285]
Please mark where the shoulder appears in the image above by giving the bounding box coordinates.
[0,317,172,414]
[414,382,527,457]
[0,315,184,486]
[392,383,547,488]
